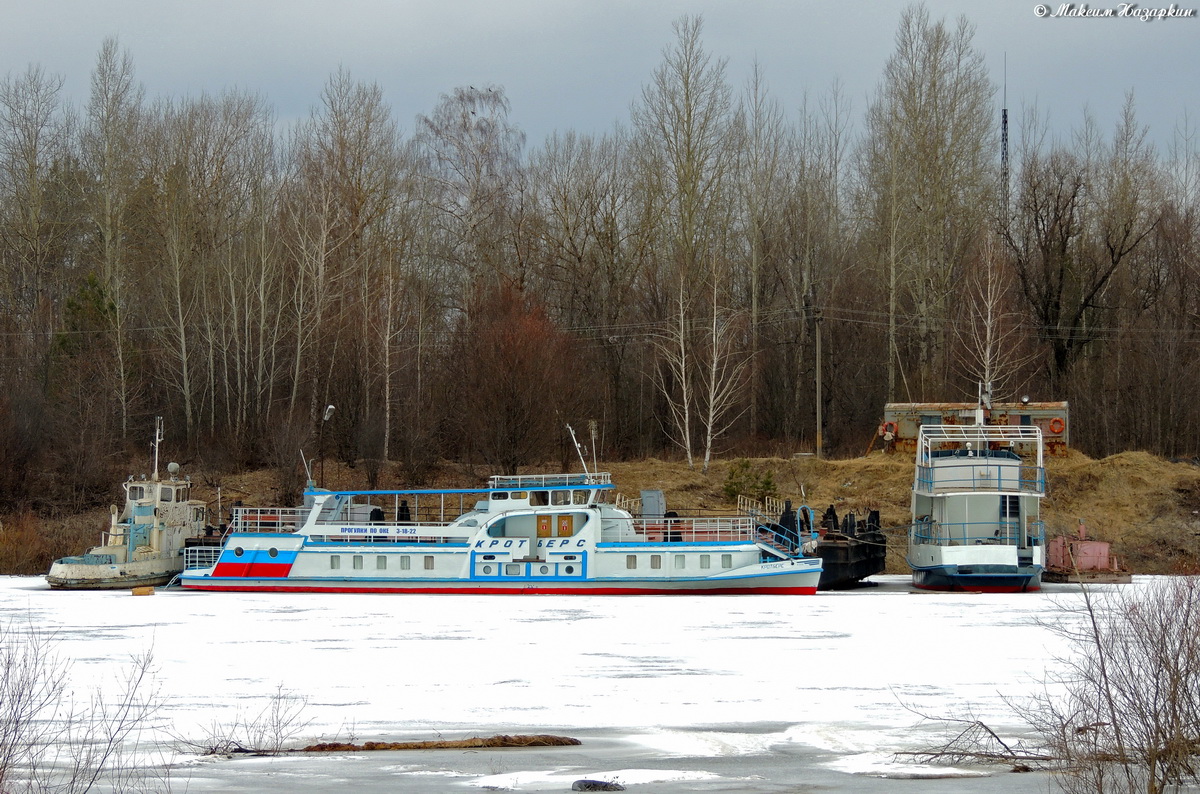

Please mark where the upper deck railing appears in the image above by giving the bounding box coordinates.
[487,472,612,489]
[915,424,1045,495]
[228,507,309,533]
[600,515,761,544]
[914,461,1046,495]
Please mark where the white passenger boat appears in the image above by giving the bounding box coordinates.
[180,472,822,594]
[47,419,211,589]
[906,408,1046,593]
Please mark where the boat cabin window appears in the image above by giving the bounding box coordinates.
[551,490,570,506]
[491,492,508,501]
[129,486,144,500]
[625,555,637,569]
[699,555,711,569]
[160,487,173,502]
[650,555,662,569]
[176,487,189,502]
[424,556,435,570]
[674,554,686,569]
[487,518,506,538]
[330,556,341,570]
[400,556,411,570]
[721,554,733,569]
[573,490,590,505]
[530,491,549,506]
[511,491,527,500]
[376,556,387,570]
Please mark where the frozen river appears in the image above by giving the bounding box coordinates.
[2,574,1116,792]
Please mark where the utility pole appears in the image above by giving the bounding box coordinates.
[814,309,823,459]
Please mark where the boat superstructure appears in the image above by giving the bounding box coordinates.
[181,472,823,594]
[906,421,1046,592]
[47,419,210,589]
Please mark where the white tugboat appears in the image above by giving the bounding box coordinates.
[46,419,210,589]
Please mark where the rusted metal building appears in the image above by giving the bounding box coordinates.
[878,401,1070,457]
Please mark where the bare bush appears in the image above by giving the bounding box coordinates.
[898,580,1200,792]
[0,621,162,792]
[1025,579,1200,794]
[174,685,310,757]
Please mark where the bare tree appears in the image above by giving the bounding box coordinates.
[653,281,696,467]
[79,37,145,440]
[632,14,738,295]
[736,65,782,436]
[1003,98,1160,394]
[860,3,996,398]
[952,234,1033,397]
[448,284,587,474]
[698,267,748,473]
[415,84,526,291]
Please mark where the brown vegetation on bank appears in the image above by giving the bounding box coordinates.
[302,735,580,753]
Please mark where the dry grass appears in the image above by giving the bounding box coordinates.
[9,448,1200,576]
[0,510,104,575]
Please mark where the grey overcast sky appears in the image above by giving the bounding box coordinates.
[1,0,1197,153]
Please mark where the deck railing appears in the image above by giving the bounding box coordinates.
[307,524,473,544]
[488,472,612,489]
[914,462,1046,495]
[183,546,222,570]
[602,516,761,543]
[910,519,1045,548]
[228,507,309,534]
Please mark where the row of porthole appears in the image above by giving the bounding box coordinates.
[232,547,278,558]
[479,564,577,575]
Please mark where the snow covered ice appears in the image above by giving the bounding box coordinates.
[2,574,1120,792]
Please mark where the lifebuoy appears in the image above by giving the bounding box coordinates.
[882,421,898,436]
[1049,417,1065,434]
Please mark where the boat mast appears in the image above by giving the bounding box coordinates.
[566,424,590,478]
[152,416,163,482]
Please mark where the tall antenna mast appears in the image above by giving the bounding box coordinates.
[1000,53,1010,226]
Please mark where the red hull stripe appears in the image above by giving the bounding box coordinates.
[184,583,818,595]
[211,562,294,578]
